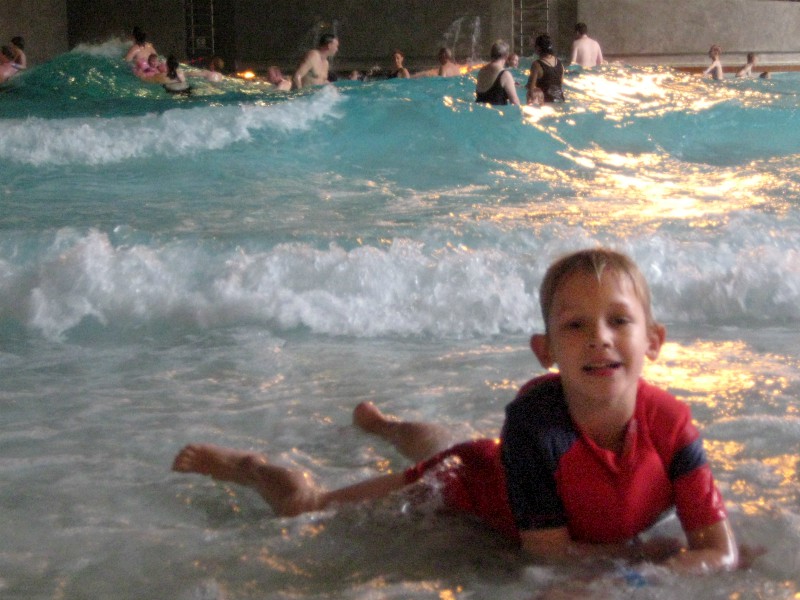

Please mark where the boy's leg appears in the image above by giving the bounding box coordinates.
[172,444,322,516]
[172,444,410,515]
[353,402,455,463]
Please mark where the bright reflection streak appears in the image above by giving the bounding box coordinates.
[643,341,756,414]
[479,144,793,235]
[473,65,790,234]
[565,66,749,117]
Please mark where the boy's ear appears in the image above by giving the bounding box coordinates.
[530,334,554,368]
[646,324,667,361]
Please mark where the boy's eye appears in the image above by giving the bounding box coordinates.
[611,316,633,326]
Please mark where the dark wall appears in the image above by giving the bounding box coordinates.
[0,0,68,66]
[233,0,502,71]
[66,0,185,58]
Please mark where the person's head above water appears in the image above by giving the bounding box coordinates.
[534,34,555,57]
[490,40,510,61]
[132,26,147,46]
[437,47,453,64]
[318,33,338,54]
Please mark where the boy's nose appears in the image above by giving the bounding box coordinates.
[587,322,612,347]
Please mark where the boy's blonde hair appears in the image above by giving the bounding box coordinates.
[539,248,656,332]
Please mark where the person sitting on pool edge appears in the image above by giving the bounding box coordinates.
[475,40,520,106]
[173,247,746,575]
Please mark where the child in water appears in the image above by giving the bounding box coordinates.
[137,53,165,78]
[704,44,724,80]
[173,248,747,574]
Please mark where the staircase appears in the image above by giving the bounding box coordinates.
[185,0,215,61]
[514,0,550,57]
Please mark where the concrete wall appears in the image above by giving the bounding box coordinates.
[577,0,800,64]
[0,0,68,66]
[232,0,509,72]
[9,0,800,70]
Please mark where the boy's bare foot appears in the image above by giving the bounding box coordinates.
[353,401,395,434]
[172,444,322,516]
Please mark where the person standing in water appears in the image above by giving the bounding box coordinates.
[292,33,339,89]
[9,36,26,70]
[125,26,157,70]
[267,66,292,90]
[389,49,411,79]
[475,40,520,105]
[163,55,191,95]
[0,46,18,82]
[526,34,565,104]
[437,47,461,77]
[703,45,724,80]
[569,23,603,68]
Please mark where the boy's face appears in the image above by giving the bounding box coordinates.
[531,269,665,410]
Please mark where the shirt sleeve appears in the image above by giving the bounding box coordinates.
[645,382,728,533]
[501,376,573,531]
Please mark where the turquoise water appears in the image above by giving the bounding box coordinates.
[1,40,799,599]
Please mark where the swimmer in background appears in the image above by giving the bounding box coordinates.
[125,26,157,70]
[163,55,191,95]
[570,23,604,68]
[736,52,769,79]
[292,33,339,89]
[527,34,565,104]
[266,65,292,91]
[137,53,165,78]
[703,44,724,80]
[437,47,461,77]
[0,46,19,82]
[506,52,520,69]
[389,49,411,79]
[10,36,26,70]
[200,56,225,82]
[475,40,520,105]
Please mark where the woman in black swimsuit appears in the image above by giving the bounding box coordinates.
[389,50,411,79]
[526,34,565,104]
[475,40,520,106]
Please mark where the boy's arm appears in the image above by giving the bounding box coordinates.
[665,518,739,574]
[520,527,680,564]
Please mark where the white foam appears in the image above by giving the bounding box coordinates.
[1,85,343,166]
[6,223,800,341]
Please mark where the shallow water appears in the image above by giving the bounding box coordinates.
[1,40,799,599]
